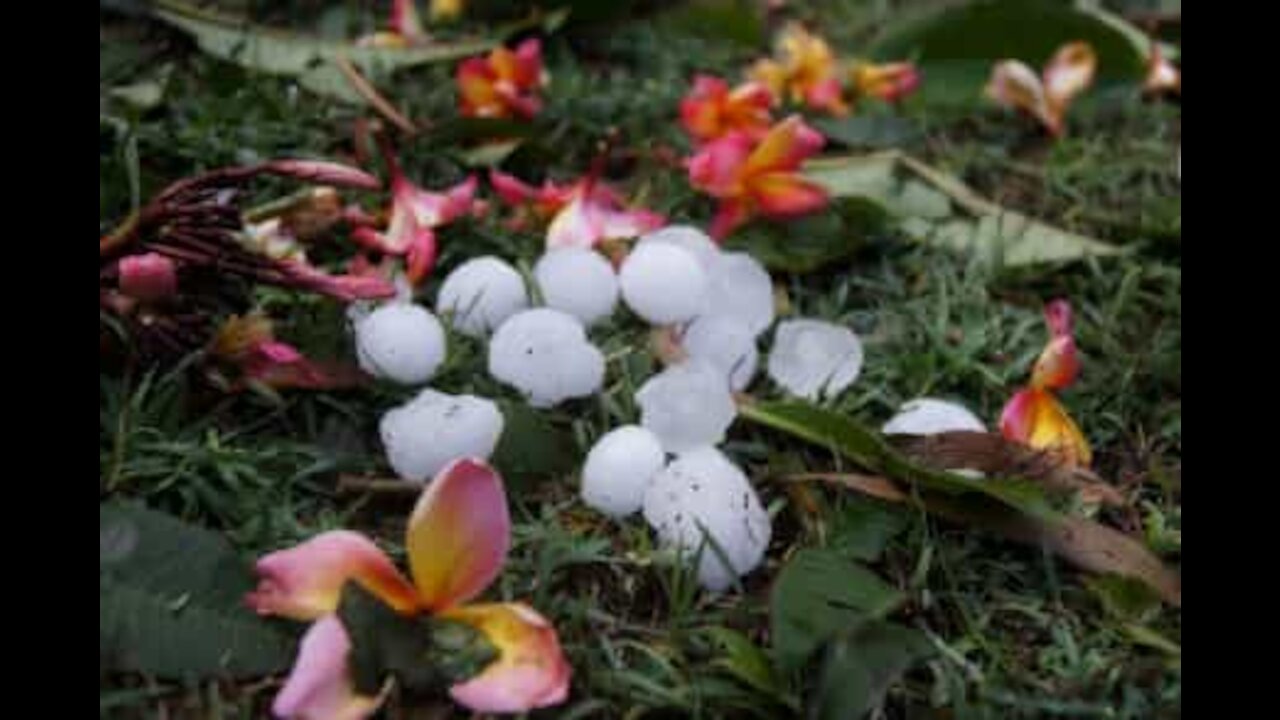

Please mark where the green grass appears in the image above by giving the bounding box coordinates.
[100,2,1180,718]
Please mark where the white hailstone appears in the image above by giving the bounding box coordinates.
[882,398,986,436]
[767,319,864,400]
[680,315,759,391]
[642,447,771,592]
[533,247,618,326]
[635,360,737,454]
[488,308,606,408]
[436,256,529,337]
[379,389,504,483]
[353,304,447,385]
[580,425,666,518]
[703,252,775,337]
[619,242,708,325]
[639,225,721,271]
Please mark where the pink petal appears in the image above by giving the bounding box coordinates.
[709,199,751,240]
[273,615,386,720]
[118,252,178,302]
[280,261,398,301]
[512,38,545,88]
[444,603,571,713]
[745,115,825,174]
[489,169,539,205]
[404,227,439,285]
[406,458,511,611]
[1044,299,1073,337]
[390,0,425,41]
[750,171,829,218]
[546,192,601,249]
[265,160,381,190]
[686,133,754,197]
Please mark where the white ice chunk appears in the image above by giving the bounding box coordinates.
[533,247,619,326]
[767,319,864,400]
[488,308,605,408]
[642,447,771,592]
[703,252,775,337]
[580,425,666,518]
[436,256,529,337]
[680,315,758,391]
[638,224,721,271]
[379,389,504,483]
[619,242,708,325]
[636,360,737,453]
[353,304,447,385]
[882,398,986,436]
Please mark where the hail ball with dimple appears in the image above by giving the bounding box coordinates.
[488,308,606,408]
[379,388,504,483]
[436,256,529,337]
[767,318,864,400]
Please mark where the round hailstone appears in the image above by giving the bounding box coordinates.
[767,319,864,400]
[619,242,708,325]
[354,304,447,385]
[635,360,737,454]
[882,398,986,436]
[680,315,758,391]
[380,389,504,483]
[642,447,771,592]
[436,256,529,337]
[533,247,618,326]
[488,308,606,408]
[638,225,721,271]
[703,252,775,336]
[580,425,666,518]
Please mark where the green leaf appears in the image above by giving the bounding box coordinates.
[661,0,766,46]
[99,502,295,678]
[1084,573,1162,622]
[803,151,1124,266]
[723,198,891,274]
[770,549,905,672]
[813,116,923,150]
[492,401,577,490]
[704,627,795,708]
[810,620,933,720]
[828,497,908,562]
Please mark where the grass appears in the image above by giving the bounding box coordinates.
[100,1,1180,718]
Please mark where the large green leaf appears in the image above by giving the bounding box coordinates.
[804,151,1125,266]
[770,549,905,672]
[99,502,295,678]
[810,620,933,720]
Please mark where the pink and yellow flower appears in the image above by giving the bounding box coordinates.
[249,458,571,718]
[984,41,1097,136]
[686,114,828,239]
[457,39,547,120]
[209,314,362,391]
[679,75,775,144]
[489,169,664,249]
[998,300,1092,467]
[749,24,849,116]
[850,61,921,103]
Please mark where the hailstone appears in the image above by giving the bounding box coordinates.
[353,304,447,385]
[882,398,986,436]
[680,315,758,391]
[636,360,737,453]
[580,425,666,517]
[619,242,708,325]
[488,308,605,408]
[767,319,864,400]
[437,256,529,337]
[703,252,775,336]
[533,247,618,326]
[379,389,504,483]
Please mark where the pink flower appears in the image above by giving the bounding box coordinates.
[679,75,774,144]
[457,39,547,120]
[118,253,178,302]
[489,169,664,249]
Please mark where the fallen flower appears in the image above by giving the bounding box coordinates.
[850,60,921,103]
[250,458,571,717]
[118,252,178,303]
[749,24,849,115]
[209,314,360,392]
[457,39,547,120]
[489,169,663,249]
[984,41,1096,136]
[1144,45,1180,95]
[680,75,774,144]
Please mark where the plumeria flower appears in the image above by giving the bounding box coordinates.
[117,252,178,303]
[687,115,829,239]
[1144,45,1180,95]
[984,41,1097,136]
[209,314,360,392]
[680,75,775,144]
[248,458,571,717]
[489,169,664,250]
[749,24,849,116]
[998,300,1092,467]
[356,0,427,48]
[457,39,547,120]
[850,60,921,103]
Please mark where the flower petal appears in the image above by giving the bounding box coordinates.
[745,115,825,175]
[750,172,829,218]
[709,199,751,241]
[1144,45,1180,94]
[280,261,398,301]
[1030,335,1080,390]
[390,0,425,41]
[998,388,1092,467]
[272,615,386,720]
[546,193,600,249]
[119,252,178,302]
[852,61,921,102]
[985,60,1055,132]
[443,603,571,713]
[803,76,849,116]
[404,227,439,285]
[246,530,419,621]
[490,169,539,205]
[406,458,511,611]
[264,160,381,190]
[1042,41,1097,114]
[686,133,754,197]
[680,75,731,142]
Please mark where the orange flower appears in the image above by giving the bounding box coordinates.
[749,24,848,115]
[850,61,921,103]
[489,169,664,249]
[999,300,1092,467]
[687,115,828,239]
[985,41,1097,136]
[457,39,547,120]
[679,75,774,144]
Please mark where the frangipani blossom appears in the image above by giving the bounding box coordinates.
[489,170,664,249]
[118,252,178,303]
[1144,45,1180,95]
[749,24,848,115]
[998,300,1092,467]
[680,75,774,144]
[687,115,828,239]
[457,39,547,120]
[355,0,426,48]
[249,459,570,718]
[850,60,921,103]
[209,314,361,391]
[984,41,1097,136]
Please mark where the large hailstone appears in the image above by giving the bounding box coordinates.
[380,389,504,483]
[680,315,758,391]
[767,319,864,400]
[533,247,618,326]
[642,447,771,592]
[619,242,708,325]
[638,225,720,271]
[635,360,737,454]
[436,256,529,337]
[702,252,775,337]
[580,425,666,518]
[882,398,985,436]
[488,308,605,408]
[353,304,447,385]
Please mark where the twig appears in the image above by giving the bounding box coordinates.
[336,474,422,495]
